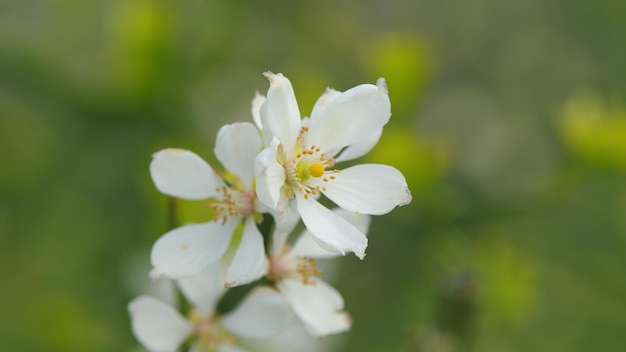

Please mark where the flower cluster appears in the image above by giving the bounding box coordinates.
[128,72,412,351]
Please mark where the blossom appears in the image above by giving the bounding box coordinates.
[239,320,338,352]
[254,72,412,258]
[149,122,268,287]
[268,208,371,338]
[128,265,294,352]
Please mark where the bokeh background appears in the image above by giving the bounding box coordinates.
[2,0,626,351]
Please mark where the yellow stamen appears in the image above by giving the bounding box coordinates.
[309,163,325,178]
[297,256,322,285]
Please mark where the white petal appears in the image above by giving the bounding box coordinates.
[150,149,223,200]
[287,232,341,260]
[310,88,342,120]
[176,264,225,317]
[306,78,390,153]
[260,72,301,152]
[320,164,412,215]
[251,91,266,130]
[295,194,368,259]
[128,296,193,352]
[214,122,262,189]
[225,217,269,287]
[270,200,300,255]
[334,127,383,162]
[221,287,294,339]
[289,208,371,259]
[278,279,351,338]
[253,198,273,215]
[218,344,248,352]
[331,207,372,234]
[300,116,310,127]
[151,220,238,279]
[254,141,286,209]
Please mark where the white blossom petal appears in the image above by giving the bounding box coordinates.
[189,344,245,352]
[151,220,238,279]
[221,287,294,339]
[251,91,266,130]
[254,141,286,209]
[270,200,300,255]
[332,208,372,234]
[320,164,411,215]
[128,296,193,352]
[278,279,351,338]
[306,78,390,153]
[295,194,368,259]
[218,344,248,352]
[287,232,341,260]
[214,122,262,189]
[150,149,223,200]
[289,208,371,259]
[334,127,383,162]
[176,264,225,317]
[260,72,301,151]
[310,88,341,120]
[253,198,273,215]
[238,320,332,352]
[225,217,268,287]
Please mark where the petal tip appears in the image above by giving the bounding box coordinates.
[253,90,265,100]
[152,148,182,158]
[376,77,388,94]
[400,189,413,207]
[354,246,367,260]
[149,268,162,281]
[263,71,290,89]
[263,71,282,83]
[339,311,353,330]
[312,311,353,338]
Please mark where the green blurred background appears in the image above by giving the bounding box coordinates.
[2,0,626,351]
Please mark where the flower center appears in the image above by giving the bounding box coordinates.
[309,163,325,178]
[284,143,340,200]
[296,256,322,285]
[269,251,322,285]
[188,311,234,352]
[208,186,254,224]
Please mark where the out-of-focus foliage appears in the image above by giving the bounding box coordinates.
[559,93,626,169]
[1,0,625,351]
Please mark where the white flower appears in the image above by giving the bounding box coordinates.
[239,320,340,352]
[128,265,294,352]
[254,72,412,258]
[149,122,268,287]
[268,208,371,338]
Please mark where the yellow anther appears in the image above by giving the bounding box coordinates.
[296,256,322,285]
[309,163,325,178]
